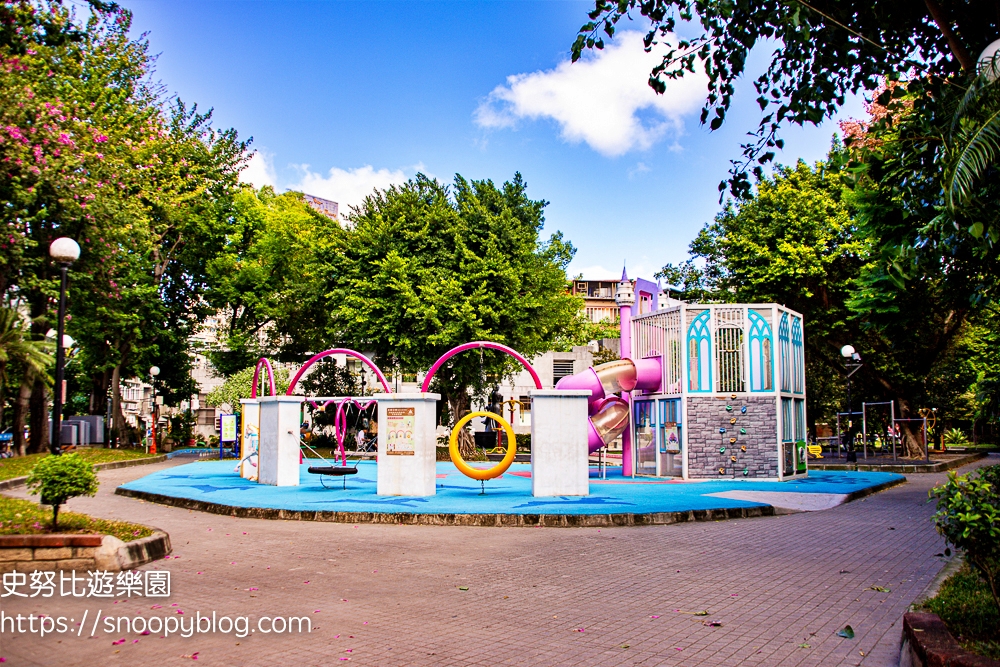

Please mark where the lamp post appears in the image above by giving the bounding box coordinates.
[49,237,80,456]
[840,345,863,461]
[149,366,160,454]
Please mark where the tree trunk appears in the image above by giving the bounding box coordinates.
[27,377,48,455]
[12,375,32,456]
[445,390,476,459]
[89,368,111,416]
[895,398,926,458]
[111,364,126,446]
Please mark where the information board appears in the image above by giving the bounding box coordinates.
[220,414,238,443]
[385,407,415,455]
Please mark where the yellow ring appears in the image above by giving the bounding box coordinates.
[449,411,517,481]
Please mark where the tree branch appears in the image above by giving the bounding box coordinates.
[924,0,975,72]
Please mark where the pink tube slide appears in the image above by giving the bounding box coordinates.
[556,356,662,452]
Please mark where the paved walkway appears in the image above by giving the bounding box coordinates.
[1,455,994,667]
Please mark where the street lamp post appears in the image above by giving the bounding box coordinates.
[840,345,863,461]
[149,366,160,454]
[49,237,80,456]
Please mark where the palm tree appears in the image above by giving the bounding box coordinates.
[0,307,53,448]
[943,48,1000,231]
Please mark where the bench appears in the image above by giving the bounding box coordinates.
[807,445,824,459]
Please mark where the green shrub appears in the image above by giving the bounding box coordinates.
[943,428,970,446]
[929,465,1000,614]
[25,454,99,529]
[515,433,531,452]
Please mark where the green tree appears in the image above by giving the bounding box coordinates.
[205,365,291,415]
[658,150,869,426]
[328,173,579,453]
[573,0,998,198]
[205,187,343,375]
[0,3,248,448]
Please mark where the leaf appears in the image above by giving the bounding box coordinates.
[693,610,710,616]
[457,586,468,591]
[837,625,855,639]
[797,643,811,648]
[866,586,890,593]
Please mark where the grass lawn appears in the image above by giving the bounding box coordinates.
[920,563,1000,660]
[0,448,156,482]
[0,495,153,542]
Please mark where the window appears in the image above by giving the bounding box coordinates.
[715,308,745,393]
[748,310,774,392]
[778,313,791,392]
[781,398,793,442]
[794,399,805,441]
[791,317,804,394]
[553,360,576,383]
[687,310,712,392]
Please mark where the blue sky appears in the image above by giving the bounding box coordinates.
[127,0,865,281]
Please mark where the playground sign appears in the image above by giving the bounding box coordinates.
[385,407,415,455]
[220,414,238,443]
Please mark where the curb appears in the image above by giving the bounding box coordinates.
[114,486,777,527]
[0,454,168,491]
[118,530,172,570]
[843,475,908,502]
[900,612,1000,667]
[810,452,986,473]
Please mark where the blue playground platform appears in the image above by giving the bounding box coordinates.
[115,461,905,527]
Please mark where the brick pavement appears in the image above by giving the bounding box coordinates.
[0,455,994,667]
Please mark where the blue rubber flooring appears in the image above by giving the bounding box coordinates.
[119,461,904,516]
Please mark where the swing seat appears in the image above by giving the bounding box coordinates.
[307,466,359,476]
[308,465,359,489]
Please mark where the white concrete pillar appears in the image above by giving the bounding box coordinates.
[530,389,591,497]
[258,395,303,486]
[376,393,440,496]
[239,399,260,480]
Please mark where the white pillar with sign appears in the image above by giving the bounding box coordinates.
[530,389,591,497]
[376,393,439,496]
[258,395,304,487]
[239,399,260,480]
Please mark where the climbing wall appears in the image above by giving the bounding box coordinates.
[685,396,779,479]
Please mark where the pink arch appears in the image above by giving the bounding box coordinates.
[420,341,542,393]
[332,398,377,465]
[250,358,276,399]
[286,348,392,396]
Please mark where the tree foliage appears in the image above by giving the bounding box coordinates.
[328,173,580,430]
[204,364,290,415]
[205,187,342,375]
[25,452,98,529]
[574,0,999,199]
[0,2,247,447]
[657,149,868,423]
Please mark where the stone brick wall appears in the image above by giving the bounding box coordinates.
[686,395,779,479]
[0,535,104,573]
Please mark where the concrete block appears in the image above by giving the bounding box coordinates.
[0,548,32,561]
[530,390,590,497]
[376,393,440,497]
[258,395,304,486]
[34,547,72,560]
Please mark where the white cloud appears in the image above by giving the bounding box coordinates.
[475,31,707,157]
[239,150,277,188]
[289,164,412,217]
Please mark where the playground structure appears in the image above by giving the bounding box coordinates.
[556,270,809,481]
[830,401,932,462]
[236,270,809,494]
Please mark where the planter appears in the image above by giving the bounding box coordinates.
[0,530,171,573]
[900,612,1000,667]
